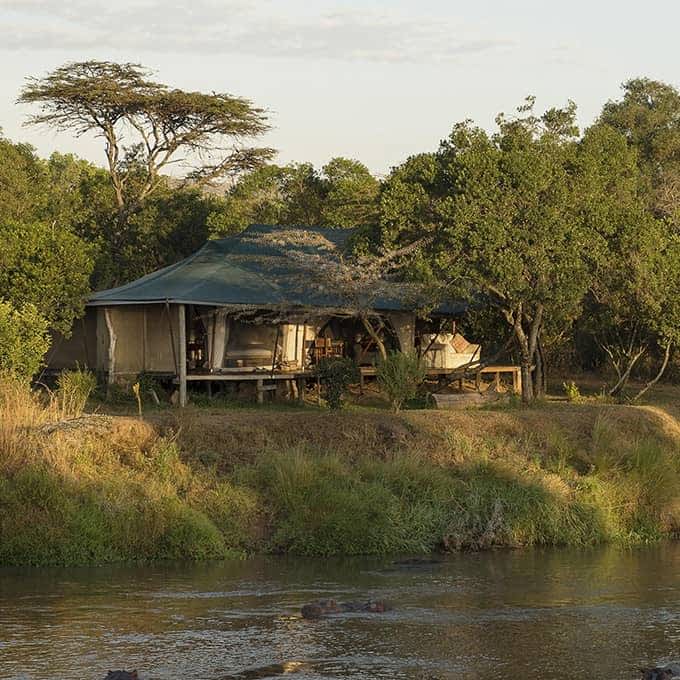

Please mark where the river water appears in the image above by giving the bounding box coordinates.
[1,544,679,680]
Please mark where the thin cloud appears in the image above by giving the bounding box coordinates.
[0,1,515,63]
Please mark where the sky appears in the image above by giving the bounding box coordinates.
[1,0,680,176]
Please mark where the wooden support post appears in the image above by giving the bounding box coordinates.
[513,368,522,395]
[142,307,148,371]
[296,376,305,404]
[178,304,187,408]
[104,308,117,397]
[257,378,264,405]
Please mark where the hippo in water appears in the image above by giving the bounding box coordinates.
[640,664,680,679]
[300,599,392,619]
[105,672,139,680]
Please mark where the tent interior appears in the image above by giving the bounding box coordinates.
[47,303,481,381]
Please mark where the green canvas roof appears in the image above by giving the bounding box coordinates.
[89,224,466,314]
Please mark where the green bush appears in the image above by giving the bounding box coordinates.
[562,380,583,402]
[57,367,97,417]
[316,357,359,409]
[376,351,427,412]
[0,300,49,380]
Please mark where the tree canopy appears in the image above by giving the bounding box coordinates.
[6,66,680,398]
[19,60,274,256]
[378,99,659,400]
[599,78,680,220]
[208,157,379,236]
[0,135,94,337]
[0,219,92,336]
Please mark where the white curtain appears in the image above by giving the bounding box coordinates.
[207,309,229,369]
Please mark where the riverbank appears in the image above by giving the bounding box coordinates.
[2,379,680,565]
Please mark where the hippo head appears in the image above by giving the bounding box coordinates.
[640,668,674,680]
[301,604,323,619]
[105,672,139,680]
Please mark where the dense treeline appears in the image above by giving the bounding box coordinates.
[2,60,680,400]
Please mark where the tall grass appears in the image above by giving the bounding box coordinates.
[0,375,254,565]
[1,375,679,565]
[56,367,97,419]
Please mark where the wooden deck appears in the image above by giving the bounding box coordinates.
[176,364,522,405]
[358,364,522,394]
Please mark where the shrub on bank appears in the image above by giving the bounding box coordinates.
[316,357,359,409]
[0,301,49,380]
[376,351,427,412]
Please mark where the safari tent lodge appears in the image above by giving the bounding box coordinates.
[46,225,488,406]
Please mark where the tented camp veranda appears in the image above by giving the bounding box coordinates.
[47,224,483,405]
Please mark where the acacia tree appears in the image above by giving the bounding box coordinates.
[298,243,425,359]
[19,61,274,248]
[380,99,600,402]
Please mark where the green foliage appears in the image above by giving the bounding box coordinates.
[379,99,600,400]
[319,157,380,228]
[243,449,458,556]
[562,381,583,403]
[0,219,92,335]
[599,78,680,219]
[96,183,214,288]
[316,357,360,409]
[57,368,97,418]
[0,464,230,566]
[376,351,427,412]
[240,447,631,557]
[0,301,49,379]
[441,463,605,550]
[0,135,50,223]
[209,158,380,237]
[252,451,403,556]
[574,121,680,394]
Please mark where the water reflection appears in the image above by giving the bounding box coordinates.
[1,545,679,679]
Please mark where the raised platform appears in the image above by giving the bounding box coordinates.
[177,364,522,404]
[359,364,522,394]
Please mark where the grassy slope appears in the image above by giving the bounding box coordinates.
[2,380,680,565]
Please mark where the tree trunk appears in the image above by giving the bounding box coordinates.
[605,345,646,398]
[360,313,387,360]
[534,344,544,398]
[512,319,534,403]
[104,308,117,399]
[507,303,543,404]
[633,341,672,402]
[519,359,534,402]
[534,336,548,397]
